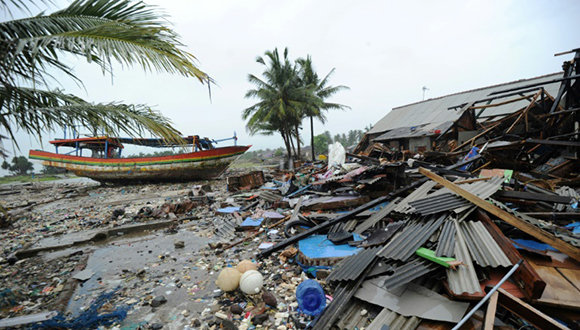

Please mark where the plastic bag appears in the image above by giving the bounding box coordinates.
[328,142,346,168]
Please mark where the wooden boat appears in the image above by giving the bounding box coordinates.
[29,135,250,183]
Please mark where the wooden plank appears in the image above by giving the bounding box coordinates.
[558,268,580,291]
[419,168,580,262]
[496,288,569,330]
[477,210,546,299]
[483,291,499,330]
[529,262,580,309]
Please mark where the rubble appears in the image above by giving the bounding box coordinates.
[0,51,579,329]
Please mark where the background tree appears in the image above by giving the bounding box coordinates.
[0,0,211,147]
[243,48,317,160]
[313,131,332,155]
[2,156,34,175]
[297,56,349,161]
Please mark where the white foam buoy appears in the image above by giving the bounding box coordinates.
[239,270,263,294]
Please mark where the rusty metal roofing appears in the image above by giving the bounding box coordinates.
[377,214,446,261]
[446,220,481,295]
[336,300,372,329]
[458,221,511,267]
[380,258,438,290]
[368,72,562,135]
[327,247,382,283]
[408,193,470,215]
[366,307,421,330]
[394,181,437,213]
[436,220,456,257]
[354,197,401,234]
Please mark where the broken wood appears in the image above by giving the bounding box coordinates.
[495,288,569,330]
[419,167,580,262]
[483,291,499,330]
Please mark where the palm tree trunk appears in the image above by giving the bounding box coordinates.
[289,131,297,158]
[310,115,315,161]
[281,130,292,160]
[295,124,301,160]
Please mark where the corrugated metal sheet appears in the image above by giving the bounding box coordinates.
[258,190,281,202]
[377,214,446,261]
[488,198,580,247]
[436,220,456,257]
[367,307,421,330]
[446,220,481,295]
[408,193,470,215]
[354,198,401,234]
[213,215,240,242]
[374,121,454,142]
[381,258,438,290]
[369,72,562,135]
[458,221,511,267]
[422,176,504,214]
[336,300,371,329]
[394,181,437,213]
[362,221,406,247]
[327,247,382,283]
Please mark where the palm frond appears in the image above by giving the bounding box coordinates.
[0,85,184,144]
[0,0,211,86]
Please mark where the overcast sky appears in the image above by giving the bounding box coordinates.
[2,0,580,165]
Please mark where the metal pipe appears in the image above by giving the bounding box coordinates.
[452,260,523,330]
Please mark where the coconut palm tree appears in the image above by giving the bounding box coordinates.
[0,0,211,146]
[297,55,349,160]
[244,48,317,160]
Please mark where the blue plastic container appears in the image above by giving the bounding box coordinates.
[296,279,326,316]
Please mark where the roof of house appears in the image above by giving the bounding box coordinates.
[368,72,564,136]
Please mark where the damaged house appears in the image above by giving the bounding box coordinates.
[359,72,567,154]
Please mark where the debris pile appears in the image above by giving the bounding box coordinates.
[0,50,578,329]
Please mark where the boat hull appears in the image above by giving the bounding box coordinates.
[29,146,250,183]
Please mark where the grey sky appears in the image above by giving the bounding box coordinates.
[2,0,580,165]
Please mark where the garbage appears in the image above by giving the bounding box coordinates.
[236,259,257,273]
[216,267,241,292]
[296,279,326,316]
[2,49,580,330]
[239,270,263,294]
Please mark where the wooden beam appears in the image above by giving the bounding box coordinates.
[418,168,580,262]
[483,291,499,330]
[496,288,569,330]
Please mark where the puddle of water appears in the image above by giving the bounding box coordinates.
[65,230,215,327]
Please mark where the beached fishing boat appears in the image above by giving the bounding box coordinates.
[29,135,250,183]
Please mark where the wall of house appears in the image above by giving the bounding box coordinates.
[409,136,431,152]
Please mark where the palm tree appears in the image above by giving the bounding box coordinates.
[297,56,349,161]
[0,0,211,146]
[243,48,317,160]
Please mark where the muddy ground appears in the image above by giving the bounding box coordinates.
[1,176,297,329]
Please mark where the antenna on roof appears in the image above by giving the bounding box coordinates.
[422,86,430,100]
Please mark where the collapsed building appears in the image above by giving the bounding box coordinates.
[357,52,579,184]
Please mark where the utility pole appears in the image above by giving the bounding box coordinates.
[422,86,429,100]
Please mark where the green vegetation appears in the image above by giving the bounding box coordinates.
[243,48,348,161]
[0,0,211,147]
[2,156,34,175]
[0,175,62,184]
